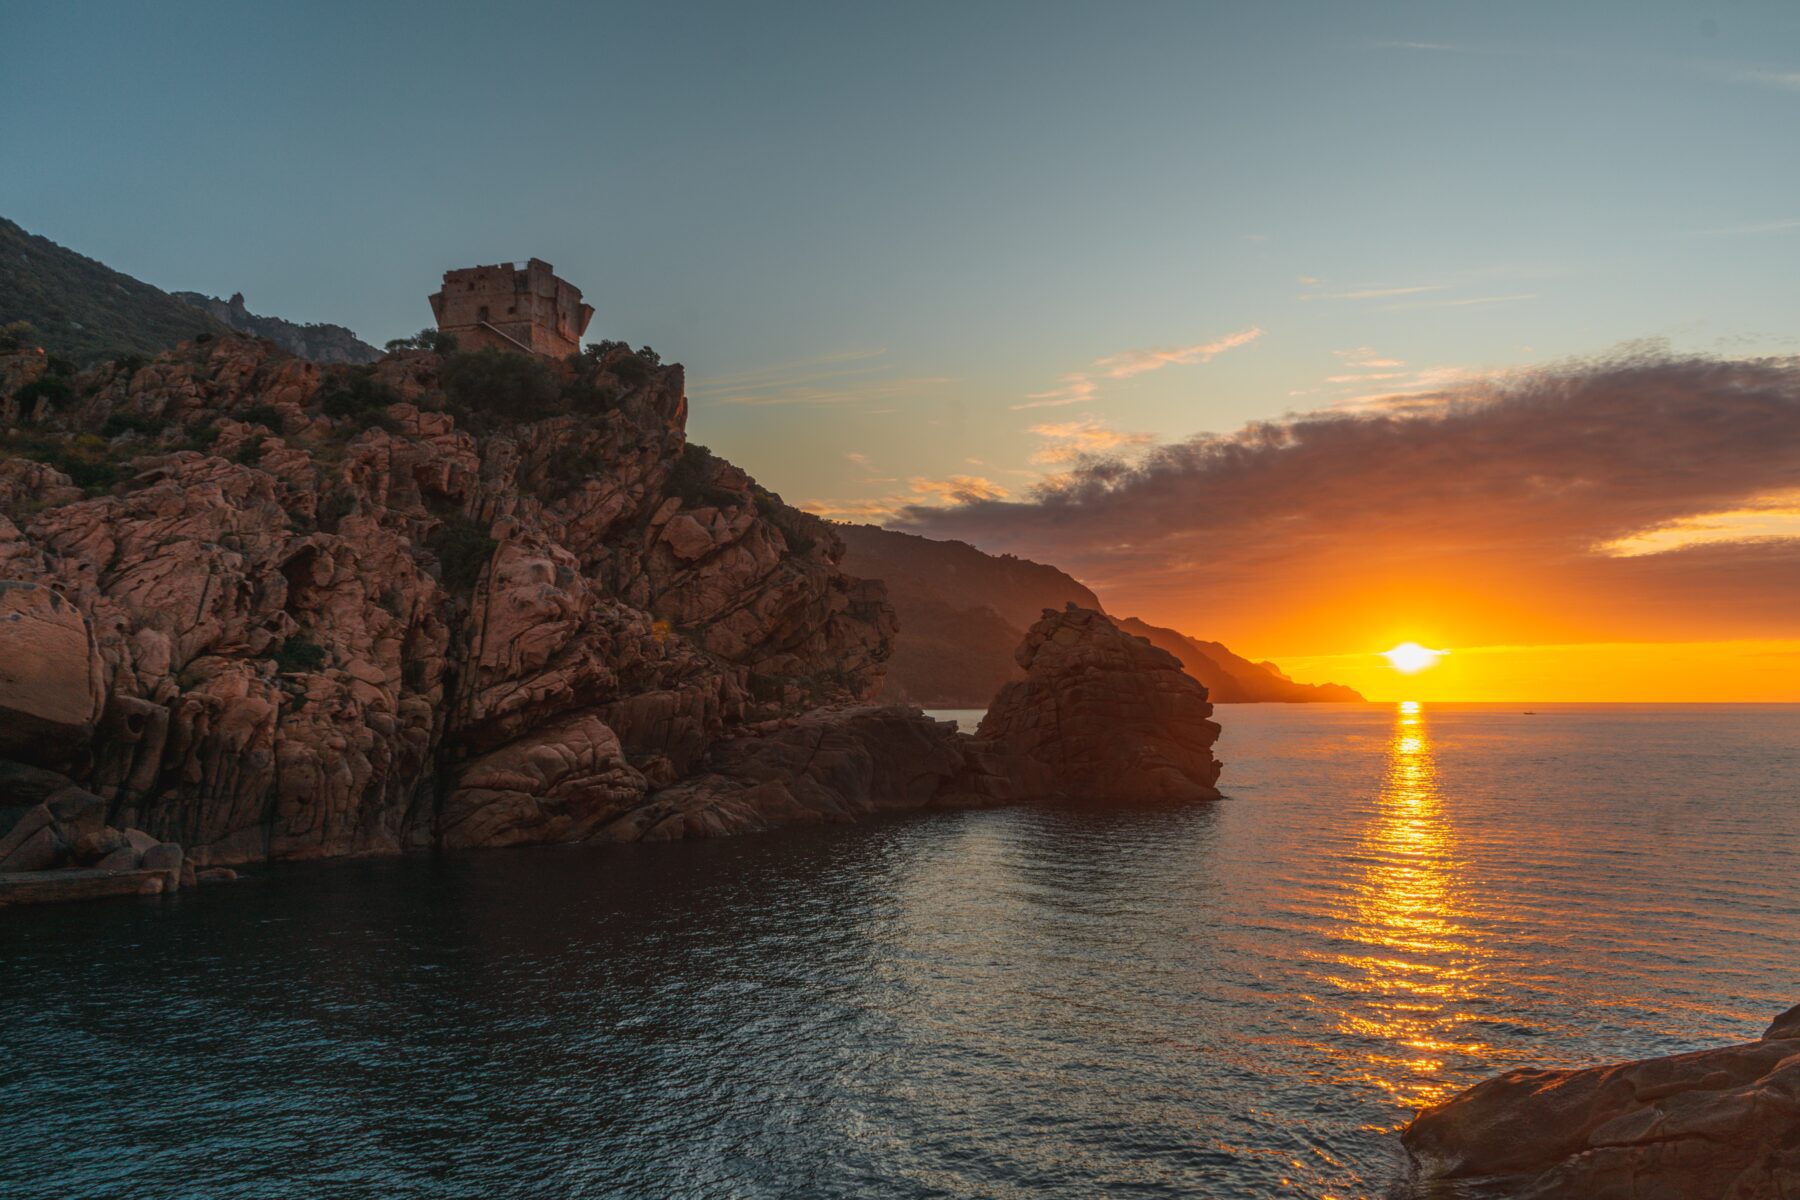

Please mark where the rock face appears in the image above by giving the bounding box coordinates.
[0,334,896,870]
[1401,1002,1800,1198]
[0,335,1226,905]
[0,580,106,767]
[977,605,1222,803]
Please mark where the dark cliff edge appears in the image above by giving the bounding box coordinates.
[1399,1001,1800,1198]
[0,333,1221,905]
[836,522,1361,704]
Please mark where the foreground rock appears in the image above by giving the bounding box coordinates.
[1401,1002,1800,1198]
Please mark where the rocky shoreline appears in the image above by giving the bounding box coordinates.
[0,334,1221,904]
[1400,1001,1800,1197]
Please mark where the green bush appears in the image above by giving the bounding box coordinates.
[440,349,562,420]
[426,516,497,592]
[0,321,37,352]
[273,636,327,673]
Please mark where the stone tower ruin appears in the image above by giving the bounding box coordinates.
[428,259,594,357]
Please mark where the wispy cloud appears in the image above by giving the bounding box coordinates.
[1692,216,1800,237]
[1013,373,1099,411]
[1719,64,1800,92]
[1382,292,1538,311]
[1094,328,1264,378]
[1016,328,1261,410]
[1300,283,1445,302]
[1371,40,1463,52]
[692,348,951,407]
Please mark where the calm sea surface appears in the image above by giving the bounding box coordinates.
[4,703,1798,1199]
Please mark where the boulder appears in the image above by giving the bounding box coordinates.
[94,846,141,871]
[140,842,183,886]
[71,826,130,866]
[46,787,106,842]
[0,803,52,863]
[1400,1001,1800,1197]
[975,605,1222,803]
[0,823,65,872]
[195,866,238,884]
[0,581,105,767]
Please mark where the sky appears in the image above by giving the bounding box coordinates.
[4,1,1799,699]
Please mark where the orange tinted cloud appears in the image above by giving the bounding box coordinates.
[898,352,1800,666]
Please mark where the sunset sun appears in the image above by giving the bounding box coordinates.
[1382,642,1448,674]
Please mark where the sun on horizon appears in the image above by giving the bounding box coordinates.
[1382,642,1448,674]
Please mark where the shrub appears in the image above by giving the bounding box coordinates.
[1,430,126,494]
[232,441,264,466]
[318,370,399,421]
[101,412,165,438]
[426,516,497,592]
[440,349,562,420]
[181,423,221,451]
[12,377,72,411]
[665,443,742,509]
[385,328,458,354]
[0,321,38,352]
[273,636,327,673]
[238,403,282,429]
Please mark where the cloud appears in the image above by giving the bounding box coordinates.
[1027,417,1157,465]
[1299,284,1445,301]
[845,451,872,467]
[803,473,1010,522]
[1016,328,1261,411]
[894,353,1800,649]
[1093,328,1263,378]
[1336,347,1406,369]
[1693,217,1800,237]
[1012,373,1098,410]
[1720,65,1800,92]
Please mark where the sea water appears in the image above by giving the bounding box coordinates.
[4,703,1796,1198]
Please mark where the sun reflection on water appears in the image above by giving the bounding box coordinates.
[1325,700,1494,1113]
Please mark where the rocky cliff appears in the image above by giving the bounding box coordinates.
[0,337,1223,901]
[1401,1002,1800,1198]
[173,292,382,365]
[0,334,892,872]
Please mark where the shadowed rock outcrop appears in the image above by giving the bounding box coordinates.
[1400,1002,1800,1198]
[977,604,1222,802]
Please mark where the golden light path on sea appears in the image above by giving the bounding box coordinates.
[1326,700,1496,1112]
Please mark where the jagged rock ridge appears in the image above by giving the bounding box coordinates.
[173,291,381,365]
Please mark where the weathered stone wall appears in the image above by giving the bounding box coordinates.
[428,259,593,357]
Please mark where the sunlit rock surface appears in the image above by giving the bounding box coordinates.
[1401,1001,1800,1198]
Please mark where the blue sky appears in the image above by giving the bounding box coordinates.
[5,0,1798,528]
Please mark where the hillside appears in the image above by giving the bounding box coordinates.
[835,525,1096,704]
[835,522,1361,704]
[0,218,228,363]
[172,292,381,364]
